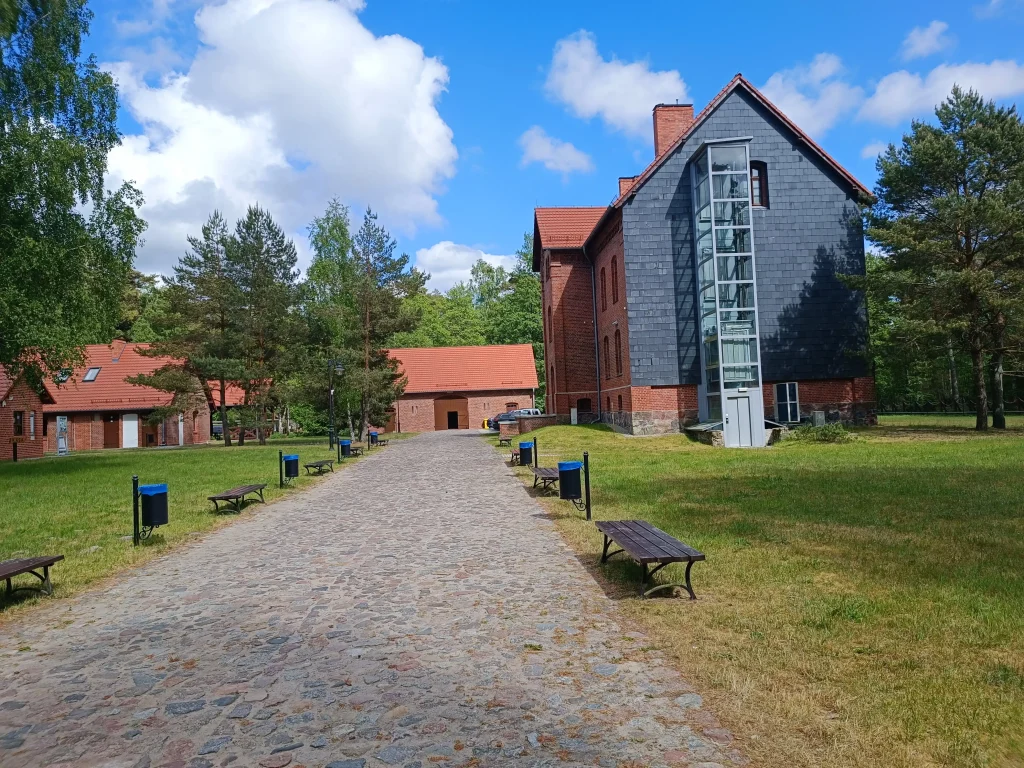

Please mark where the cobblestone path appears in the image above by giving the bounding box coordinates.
[0,431,743,768]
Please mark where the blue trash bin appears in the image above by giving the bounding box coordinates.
[340,440,351,457]
[558,461,582,500]
[369,431,379,445]
[283,454,299,479]
[519,441,533,466]
[139,483,169,527]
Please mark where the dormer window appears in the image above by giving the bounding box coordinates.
[83,367,101,382]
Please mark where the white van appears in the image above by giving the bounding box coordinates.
[514,408,542,418]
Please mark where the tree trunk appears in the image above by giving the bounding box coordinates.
[947,341,961,412]
[992,349,1006,430]
[970,339,988,430]
[347,400,354,441]
[259,404,267,445]
[219,378,232,446]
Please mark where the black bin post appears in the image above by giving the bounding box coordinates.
[518,441,533,466]
[583,451,592,520]
[558,461,582,501]
[283,454,299,481]
[340,439,351,457]
[134,480,168,544]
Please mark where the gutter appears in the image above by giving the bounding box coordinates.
[583,242,603,422]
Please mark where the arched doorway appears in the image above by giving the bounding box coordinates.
[433,396,469,430]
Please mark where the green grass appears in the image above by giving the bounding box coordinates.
[496,424,1024,768]
[0,435,399,617]
[878,413,1024,430]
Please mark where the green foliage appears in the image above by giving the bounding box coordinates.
[0,0,145,378]
[286,402,330,436]
[388,285,486,348]
[788,423,854,443]
[862,86,1024,428]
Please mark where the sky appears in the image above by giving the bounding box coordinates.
[84,0,1024,290]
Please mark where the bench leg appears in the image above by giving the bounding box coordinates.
[600,536,624,564]
[258,489,265,503]
[5,578,10,596]
[42,566,52,596]
[211,500,220,512]
[639,560,698,600]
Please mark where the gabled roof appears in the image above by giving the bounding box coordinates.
[0,366,57,404]
[207,381,248,408]
[532,207,607,270]
[43,342,182,413]
[388,345,538,394]
[611,74,872,209]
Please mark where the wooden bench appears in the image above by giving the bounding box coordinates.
[1,556,64,597]
[531,467,559,492]
[375,438,390,447]
[304,459,334,475]
[349,445,364,457]
[596,520,706,599]
[510,449,520,465]
[208,483,267,512]
[498,437,512,448]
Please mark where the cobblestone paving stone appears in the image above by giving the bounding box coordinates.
[0,431,745,768]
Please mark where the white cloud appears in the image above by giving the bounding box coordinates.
[761,54,864,138]
[518,126,594,176]
[861,141,888,159]
[859,59,1024,124]
[104,0,457,274]
[544,30,687,140]
[901,21,954,61]
[415,242,516,292]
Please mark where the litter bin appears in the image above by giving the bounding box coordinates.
[369,431,379,445]
[340,440,351,457]
[283,454,299,479]
[139,483,169,528]
[558,461,582,501]
[519,441,533,466]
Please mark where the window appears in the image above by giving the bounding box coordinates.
[83,367,101,382]
[775,382,799,423]
[603,336,610,379]
[614,329,622,376]
[606,395,611,412]
[600,268,607,311]
[549,365,555,394]
[12,411,23,436]
[505,402,518,409]
[617,394,623,411]
[611,257,619,304]
[577,398,592,413]
[29,412,35,440]
[750,161,769,207]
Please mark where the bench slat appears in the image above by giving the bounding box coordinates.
[531,467,559,479]
[208,483,266,501]
[0,555,65,580]
[596,520,704,564]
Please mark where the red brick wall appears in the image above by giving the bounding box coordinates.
[542,248,598,415]
[592,211,631,414]
[763,377,877,425]
[395,390,535,432]
[43,401,211,454]
[0,378,46,461]
[653,104,695,155]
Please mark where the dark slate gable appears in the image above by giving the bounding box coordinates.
[621,87,868,387]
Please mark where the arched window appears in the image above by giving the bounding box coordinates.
[606,395,611,412]
[617,394,623,411]
[612,257,619,304]
[547,305,552,337]
[549,365,555,396]
[600,268,607,311]
[603,336,610,379]
[614,329,622,376]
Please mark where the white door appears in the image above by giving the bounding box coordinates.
[725,396,755,448]
[178,413,185,446]
[122,413,139,448]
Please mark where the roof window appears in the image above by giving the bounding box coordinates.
[83,367,101,382]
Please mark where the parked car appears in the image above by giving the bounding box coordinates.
[513,408,542,418]
[488,412,517,430]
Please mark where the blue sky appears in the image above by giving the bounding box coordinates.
[85,0,1024,288]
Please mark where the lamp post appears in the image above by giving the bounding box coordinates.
[328,359,344,449]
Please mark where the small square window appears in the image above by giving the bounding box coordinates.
[775,382,800,423]
[83,367,101,382]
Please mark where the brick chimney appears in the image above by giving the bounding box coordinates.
[618,176,637,197]
[653,103,695,157]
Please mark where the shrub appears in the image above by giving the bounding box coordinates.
[789,423,854,443]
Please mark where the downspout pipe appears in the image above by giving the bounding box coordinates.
[583,243,603,422]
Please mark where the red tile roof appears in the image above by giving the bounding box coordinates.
[388,345,538,394]
[532,206,608,270]
[612,74,872,209]
[42,342,183,413]
[0,366,57,403]
[207,381,248,408]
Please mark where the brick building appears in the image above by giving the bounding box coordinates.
[387,345,538,432]
[535,74,876,446]
[0,342,212,461]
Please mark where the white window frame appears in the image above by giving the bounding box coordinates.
[29,411,35,440]
[83,367,101,382]
[775,382,800,423]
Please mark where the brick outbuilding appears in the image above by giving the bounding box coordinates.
[387,345,538,432]
[0,369,56,462]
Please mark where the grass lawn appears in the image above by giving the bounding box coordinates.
[0,434,403,618]
[494,424,1024,768]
